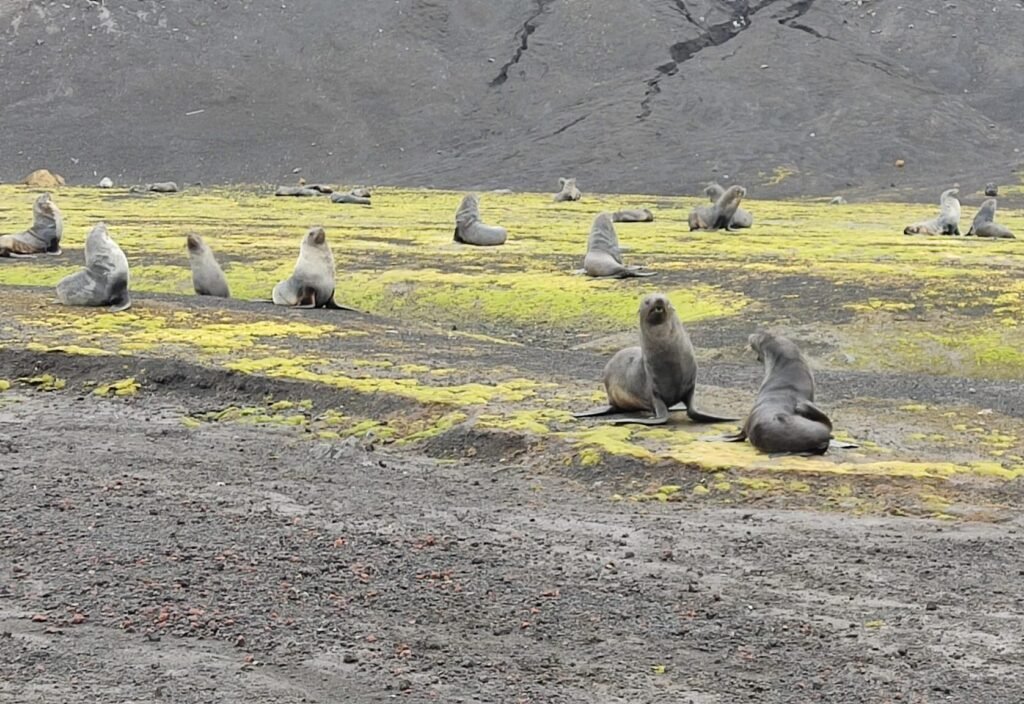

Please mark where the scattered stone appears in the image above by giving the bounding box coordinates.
[98,177,113,188]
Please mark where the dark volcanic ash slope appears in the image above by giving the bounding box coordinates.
[1,0,1022,198]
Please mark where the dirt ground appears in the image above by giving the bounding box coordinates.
[2,350,1023,703]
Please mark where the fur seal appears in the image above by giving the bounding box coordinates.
[582,213,655,278]
[903,188,961,236]
[553,177,582,202]
[689,185,747,231]
[55,223,131,312]
[984,183,999,198]
[331,191,372,205]
[98,177,113,189]
[349,187,372,199]
[719,332,835,455]
[573,293,736,425]
[186,233,231,297]
[966,199,1014,239]
[0,193,63,257]
[828,196,847,205]
[272,227,355,310]
[702,183,753,228]
[454,194,507,246]
[611,208,655,223]
[148,182,178,193]
[275,186,321,197]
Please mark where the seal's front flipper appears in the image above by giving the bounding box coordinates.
[572,405,617,419]
[686,408,739,424]
[794,400,833,429]
[608,397,669,426]
[108,297,132,313]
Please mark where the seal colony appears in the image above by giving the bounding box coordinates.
[0,192,63,257]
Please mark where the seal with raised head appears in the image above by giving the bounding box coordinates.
[984,183,999,198]
[611,208,654,223]
[55,222,131,312]
[573,293,736,426]
[331,191,372,205]
[703,183,753,228]
[0,193,63,257]
[966,199,1014,239]
[689,185,747,231]
[553,177,582,203]
[719,332,835,454]
[454,194,507,246]
[582,213,655,278]
[272,226,355,310]
[186,233,231,298]
[903,188,961,236]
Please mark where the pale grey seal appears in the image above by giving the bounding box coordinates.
[186,233,231,298]
[582,213,655,278]
[966,199,1014,239]
[272,227,355,310]
[611,209,655,223]
[689,185,747,232]
[553,177,582,203]
[0,193,63,257]
[703,183,753,228]
[55,223,131,312]
[454,194,507,246]
[904,188,961,236]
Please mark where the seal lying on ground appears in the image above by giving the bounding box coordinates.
[716,332,840,455]
[689,185,747,231]
[611,208,654,223]
[573,293,736,426]
[0,193,63,257]
[275,186,322,197]
[582,213,655,278]
[703,183,753,228]
[454,194,507,246]
[966,199,1015,239]
[350,187,372,199]
[55,223,131,312]
[331,191,372,205]
[186,233,231,297]
[553,177,582,202]
[272,227,356,310]
[903,188,961,235]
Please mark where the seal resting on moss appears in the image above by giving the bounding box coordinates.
[0,193,63,257]
[453,194,507,246]
[272,226,356,310]
[55,222,131,312]
[582,213,655,278]
[186,233,231,298]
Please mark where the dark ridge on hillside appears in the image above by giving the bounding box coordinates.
[1,0,1022,200]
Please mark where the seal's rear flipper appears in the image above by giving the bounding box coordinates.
[572,405,617,419]
[686,409,739,424]
[700,431,746,442]
[108,298,132,313]
[829,439,859,449]
[607,415,668,426]
[616,269,657,279]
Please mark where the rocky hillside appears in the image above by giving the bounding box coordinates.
[1,0,1022,199]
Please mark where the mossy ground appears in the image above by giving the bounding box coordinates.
[2,185,1023,515]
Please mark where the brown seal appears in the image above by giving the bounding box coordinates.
[186,233,231,298]
[272,227,356,310]
[718,332,838,454]
[454,194,507,246]
[611,209,654,223]
[689,185,747,231]
[0,193,63,257]
[553,177,582,202]
[903,188,961,236]
[703,183,753,228]
[573,293,736,425]
[55,223,131,312]
[966,199,1014,239]
[582,213,655,278]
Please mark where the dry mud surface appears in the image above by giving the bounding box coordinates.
[2,379,1023,704]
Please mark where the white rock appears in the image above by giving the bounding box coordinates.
[98,177,113,188]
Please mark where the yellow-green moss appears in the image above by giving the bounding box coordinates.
[93,377,140,397]
[18,374,66,391]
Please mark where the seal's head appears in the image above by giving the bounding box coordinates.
[749,331,803,367]
[941,187,959,200]
[35,193,59,219]
[639,293,673,328]
[306,226,327,246]
[186,232,205,253]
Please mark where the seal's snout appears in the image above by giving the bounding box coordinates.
[309,227,327,245]
[186,233,201,251]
